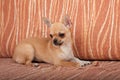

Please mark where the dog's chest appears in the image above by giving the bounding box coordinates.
[59,45,74,60]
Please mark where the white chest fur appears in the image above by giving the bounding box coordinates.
[59,44,74,60]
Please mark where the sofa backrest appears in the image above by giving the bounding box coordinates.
[0,0,120,60]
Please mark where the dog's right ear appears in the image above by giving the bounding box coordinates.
[42,17,51,27]
[62,15,72,28]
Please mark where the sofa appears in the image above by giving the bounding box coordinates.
[0,0,120,80]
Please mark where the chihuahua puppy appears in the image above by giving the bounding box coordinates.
[12,15,91,67]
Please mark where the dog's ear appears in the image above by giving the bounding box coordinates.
[62,15,72,27]
[42,17,51,27]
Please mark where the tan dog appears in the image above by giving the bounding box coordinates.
[12,15,91,67]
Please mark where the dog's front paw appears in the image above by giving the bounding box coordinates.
[80,61,92,67]
[72,58,92,67]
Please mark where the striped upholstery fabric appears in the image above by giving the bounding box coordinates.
[0,0,120,60]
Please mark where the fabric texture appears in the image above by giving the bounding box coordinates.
[0,58,120,80]
[0,0,120,60]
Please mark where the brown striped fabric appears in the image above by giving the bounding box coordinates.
[0,0,120,60]
[1,58,120,80]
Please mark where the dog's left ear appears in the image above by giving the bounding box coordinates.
[42,17,51,27]
[62,15,72,28]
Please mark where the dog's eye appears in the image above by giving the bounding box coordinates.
[50,34,53,38]
[59,33,65,38]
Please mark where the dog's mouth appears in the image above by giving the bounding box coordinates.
[54,41,63,46]
[58,41,64,46]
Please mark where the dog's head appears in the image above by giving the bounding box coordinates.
[43,15,72,47]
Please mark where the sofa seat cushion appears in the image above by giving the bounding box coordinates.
[0,58,120,80]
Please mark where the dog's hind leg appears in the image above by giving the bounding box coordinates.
[13,43,35,66]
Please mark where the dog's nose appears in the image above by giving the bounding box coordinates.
[53,38,58,45]
[53,39,57,43]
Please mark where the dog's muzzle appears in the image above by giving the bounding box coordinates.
[53,39,63,46]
